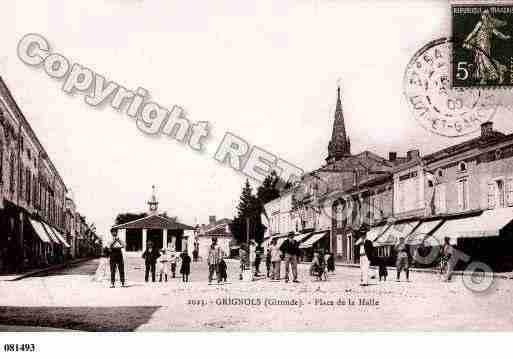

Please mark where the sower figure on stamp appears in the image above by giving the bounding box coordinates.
[463,9,511,85]
[109,228,126,288]
[280,231,300,283]
[142,241,160,283]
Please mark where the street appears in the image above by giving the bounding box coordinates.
[1,257,513,331]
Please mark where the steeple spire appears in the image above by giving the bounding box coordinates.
[326,85,351,164]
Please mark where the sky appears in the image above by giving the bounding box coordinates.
[2,0,513,239]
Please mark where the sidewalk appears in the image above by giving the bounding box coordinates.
[0,257,95,281]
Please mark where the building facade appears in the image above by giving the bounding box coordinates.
[0,77,97,273]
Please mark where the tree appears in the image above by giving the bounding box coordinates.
[230,180,267,247]
[114,212,147,226]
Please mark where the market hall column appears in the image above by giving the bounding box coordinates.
[142,228,147,250]
[163,229,168,248]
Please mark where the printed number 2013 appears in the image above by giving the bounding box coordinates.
[456,62,470,80]
[4,344,36,352]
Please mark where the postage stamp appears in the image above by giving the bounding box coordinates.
[403,37,498,137]
[452,4,513,87]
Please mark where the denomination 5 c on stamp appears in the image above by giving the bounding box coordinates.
[403,38,497,138]
[452,4,513,87]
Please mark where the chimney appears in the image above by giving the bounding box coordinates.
[388,152,397,161]
[481,121,493,138]
[209,215,216,226]
[406,149,420,161]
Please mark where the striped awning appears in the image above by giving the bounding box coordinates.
[375,221,420,247]
[29,218,52,244]
[299,231,328,249]
[48,226,71,248]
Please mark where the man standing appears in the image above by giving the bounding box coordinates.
[109,228,125,288]
[394,237,410,282]
[360,238,374,286]
[169,247,178,278]
[280,231,300,283]
[441,237,455,282]
[207,238,223,283]
[142,241,160,283]
[269,238,282,280]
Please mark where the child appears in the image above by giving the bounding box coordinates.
[218,258,228,282]
[93,247,110,283]
[378,257,388,281]
[158,247,171,282]
[180,250,191,282]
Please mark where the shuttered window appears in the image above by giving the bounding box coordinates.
[488,182,496,209]
[506,178,513,206]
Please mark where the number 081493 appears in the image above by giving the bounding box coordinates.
[3,344,36,352]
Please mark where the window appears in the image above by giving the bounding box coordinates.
[457,178,469,210]
[495,149,503,160]
[346,233,353,261]
[9,153,15,193]
[26,168,31,205]
[434,184,446,213]
[497,179,505,208]
[437,169,444,177]
[336,234,343,255]
[336,203,343,228]
[458,161,467,172]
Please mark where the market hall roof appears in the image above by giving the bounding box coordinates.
[112,214,194,230]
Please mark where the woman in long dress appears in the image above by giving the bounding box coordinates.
[463,9,511,84]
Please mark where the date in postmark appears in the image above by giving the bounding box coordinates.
[452,4,513,87]
[403,37,498,138]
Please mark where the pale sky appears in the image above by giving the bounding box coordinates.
[3,0,513,239]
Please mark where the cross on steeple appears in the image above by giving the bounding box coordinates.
[326,84,351,164]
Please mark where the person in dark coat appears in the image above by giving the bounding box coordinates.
[109,228,125,288]
[180,250,191,282]
[280,231,301,283]
[142,241,160,283]
[327,252,335,273]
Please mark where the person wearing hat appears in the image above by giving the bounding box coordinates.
[269,237,282,280]
[109,228,126,288]
[394,237,410,282]
[280,231,300,283]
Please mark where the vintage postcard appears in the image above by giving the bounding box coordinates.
[2,0,513,347]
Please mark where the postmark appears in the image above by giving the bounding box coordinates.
[403,37,498,138]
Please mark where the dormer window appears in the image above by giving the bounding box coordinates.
[437,169,444,177]
[458,161,467,172]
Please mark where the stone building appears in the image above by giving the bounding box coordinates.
[0,77,71,273]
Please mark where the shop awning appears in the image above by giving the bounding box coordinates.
[375,221,420,247]
[29,219,52,244]
[299,231,328,249]
[41,222,61,245]
[406,219,443,245]
[294,232,313,243]
[436,207,513,241]
[48,226,71,248]
[355,224,390,245]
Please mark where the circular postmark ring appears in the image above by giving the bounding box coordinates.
[403,37,498,138]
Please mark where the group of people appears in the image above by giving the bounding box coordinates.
[97,228,193,288]
[141,241,191,283]
[238,231,335,283]
[359,236,456,286]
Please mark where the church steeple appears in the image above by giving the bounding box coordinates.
[147,185,159,215]
[326,85,351,164]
